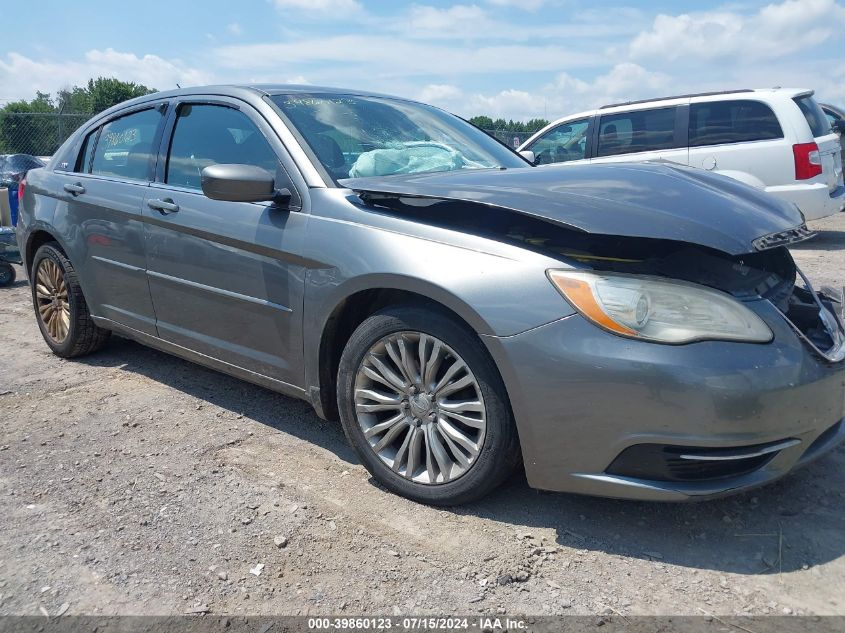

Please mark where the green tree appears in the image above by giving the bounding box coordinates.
[468,115,494,129]
[524,118,550,133]
[84,77,156,114]
[0,92,58,154]
[0,78,158,154]
[56,86,92,114]
[469,116,549,133]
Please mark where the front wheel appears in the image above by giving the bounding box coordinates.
[337,307,521,505]
[31,243,111,358]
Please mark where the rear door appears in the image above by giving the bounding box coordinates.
[590,104,688,167]
[687,98,791,187]
[143,97,309,385]
[793,94,843,193]
[56,105,167,335]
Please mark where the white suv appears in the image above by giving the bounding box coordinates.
[519,89,845,221]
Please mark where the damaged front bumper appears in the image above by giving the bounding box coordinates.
[773,268,845,363]
[483,289,845,501]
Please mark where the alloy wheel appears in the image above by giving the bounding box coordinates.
[35,258,70,343]
[353,331,487,485]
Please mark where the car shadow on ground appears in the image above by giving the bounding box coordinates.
[792,229,845,251]
[79,336,845,577]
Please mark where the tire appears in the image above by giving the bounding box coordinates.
[31,242,110,358]
[337,306,521,505]
[0,262,14,287]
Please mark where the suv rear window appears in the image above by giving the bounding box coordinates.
[793,95,831,138]
[689,100,782,147]
[596,107,676,157]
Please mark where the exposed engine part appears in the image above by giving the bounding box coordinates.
[362,194,844,361]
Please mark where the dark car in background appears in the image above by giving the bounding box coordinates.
[1,154,46,227]
[821,103,845,163]
[1,153,45,186]
[14,85,845,505]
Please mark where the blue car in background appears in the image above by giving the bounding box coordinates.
[1,154,46,226]
[0,154,43,285]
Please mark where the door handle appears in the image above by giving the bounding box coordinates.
[63,183,85,196]
[147,198,180,214]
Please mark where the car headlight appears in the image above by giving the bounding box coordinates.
[548,270,773,344]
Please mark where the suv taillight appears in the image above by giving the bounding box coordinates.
[793,142,823,180]
[17,178,25,205]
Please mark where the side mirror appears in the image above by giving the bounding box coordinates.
[832,120,845,135]
[519,150,536,164]
[201,164,280,203]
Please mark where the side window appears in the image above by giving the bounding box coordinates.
[90,108,163,181]
[596,107,676,158]
[166,104,280,190]
[76,129,98,173]
[689,100,783,147]
[527,119,590,165]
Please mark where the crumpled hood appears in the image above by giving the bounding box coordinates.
[340,162,808,255]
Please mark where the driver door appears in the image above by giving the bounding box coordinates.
[143,98,309,386]
[524,118,592,166]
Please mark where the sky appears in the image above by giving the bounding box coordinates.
[1,0,844,121]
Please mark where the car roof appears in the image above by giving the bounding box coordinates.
[94,84,420,121]
[534,88,815,129]
[604,87,814,109]
[821,102,845,117]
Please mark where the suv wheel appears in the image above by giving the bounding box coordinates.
[337,307,521,505]
[31,243,110,358]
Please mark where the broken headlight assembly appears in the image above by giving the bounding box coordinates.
[548,270,773,344]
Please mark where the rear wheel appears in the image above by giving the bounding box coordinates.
[337,306,521,505]
[31,243,110,358]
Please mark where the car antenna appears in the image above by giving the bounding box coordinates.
[176,83,181,89]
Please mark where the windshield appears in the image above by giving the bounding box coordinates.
[270,93,527,182]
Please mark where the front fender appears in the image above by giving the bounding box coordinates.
[299,202,575,415]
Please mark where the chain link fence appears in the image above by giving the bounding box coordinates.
[0,112,91,157]
[0,114,531,159]
[481,129,532,149]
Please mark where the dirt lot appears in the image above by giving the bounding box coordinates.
[1,214,844,618]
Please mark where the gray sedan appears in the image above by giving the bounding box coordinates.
[16,85,845,505]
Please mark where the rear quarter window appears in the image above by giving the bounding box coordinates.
[596,107,676,157]
[793,95,831,138]
[689,100,783,147]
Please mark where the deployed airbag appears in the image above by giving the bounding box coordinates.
[349,141,486,178]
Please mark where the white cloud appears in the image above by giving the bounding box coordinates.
[394,3,638,41]
[227,22,243,36]
[630,0,845,62]
[271,0,361,13]
[0,49,212,102]
[486,0,547,10]
[215,36,602,76]
[415,63,671,120]
[407,4,492,36]
[417,84,464,103]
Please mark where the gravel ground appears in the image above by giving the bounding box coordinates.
[1,213,844,618]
